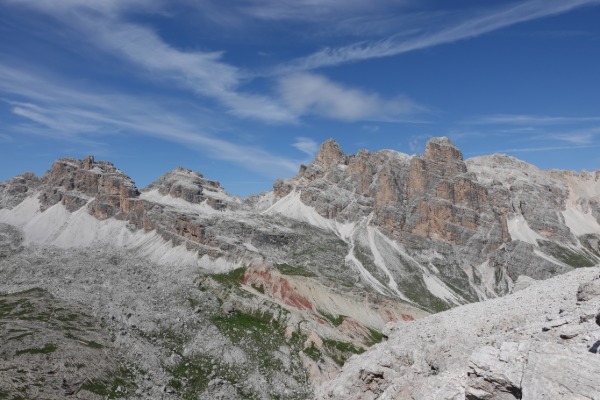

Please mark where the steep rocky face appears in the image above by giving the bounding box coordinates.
[38,155,140,217]
[2,139,600,312]
[271,137,600,305]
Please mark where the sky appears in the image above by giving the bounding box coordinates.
[1,0,600,197]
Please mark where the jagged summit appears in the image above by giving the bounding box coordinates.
[142,166,233,211]
[315,138,346,167]
[424,136,463,161]
[39,155,139,214]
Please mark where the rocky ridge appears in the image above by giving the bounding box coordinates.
[1,137,600,398]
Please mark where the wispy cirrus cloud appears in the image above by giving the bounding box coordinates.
[292,137,319,157]
[277,73,428,122]
[6,0,297,124]
[496,143,600,153]
[272,0,600,73]
[538,132,599,145]
[4,0,433,125]
[0,63,301,177]
[465,114,600,125]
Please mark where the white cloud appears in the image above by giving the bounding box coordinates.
[239,0,398,22]
[7,0,297,124]
[0,64,300,177]
[466,114,600,125]
[545,133,597,145]
[292,137,319,157]
[496,144,600,153]
[277,73,426,122]
[273,0,600,73]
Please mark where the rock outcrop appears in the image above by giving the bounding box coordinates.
[318,267,600,399]
[143,167,234,210]
[38,155,140,217]
[0,172,40,209]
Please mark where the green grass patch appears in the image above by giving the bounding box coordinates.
[187,297,199,309]
[208,308,312,398]
[322,339,365,366]
[57,313,78,322]
[79,367,137,399]
[211,309,284,343]
[398,276,450,313]
[366,328,384,346]
[210,267,246,286]
[538,240,596,268]
[168,356,211,398]
[318,310,345,327]
[250,282,265,294]
[85,340,104,349]
[64,332,105,349]
[580,234,600,258]
[7,332,33,341]
[16,343,57,355]
[275,263,317,277]
[167,354,258,400]
[303,343,323,362]
[0,298,35,319]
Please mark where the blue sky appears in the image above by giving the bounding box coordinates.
[1,0,600,196]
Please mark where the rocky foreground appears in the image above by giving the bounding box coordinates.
[318,267,600,399]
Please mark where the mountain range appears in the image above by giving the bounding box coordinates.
[1,137,600,399]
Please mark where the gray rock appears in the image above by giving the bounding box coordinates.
[577,279,600,301]
[222,302,235,315]
[318,267,600,399]
[512,275,536,293]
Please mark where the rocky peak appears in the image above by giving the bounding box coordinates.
[0,172,41,209]
[39,155,139,213]
[315,139,346,167]
[424,136,463,162]
[144,167,231,209]
[82,154,95,170]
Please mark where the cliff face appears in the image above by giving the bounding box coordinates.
[271,137,600,305]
